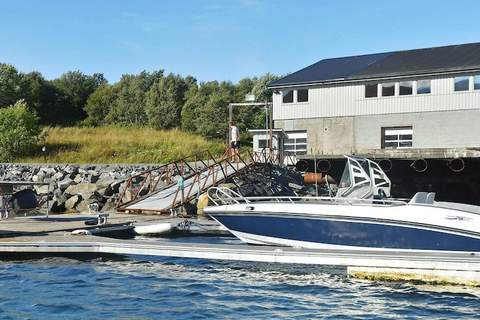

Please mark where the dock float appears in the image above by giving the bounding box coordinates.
[2,236,480,286]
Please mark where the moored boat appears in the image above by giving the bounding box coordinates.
[204,156,480,252]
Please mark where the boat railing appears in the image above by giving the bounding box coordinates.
[207,187,408,207]
[207,187,251,206]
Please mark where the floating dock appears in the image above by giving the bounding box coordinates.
[1,213,480,286]
[1,234,480,286]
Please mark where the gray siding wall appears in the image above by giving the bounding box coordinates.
[273,75,480,120]
[275,109,480,155]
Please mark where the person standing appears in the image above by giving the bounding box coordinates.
[229,121,240,160]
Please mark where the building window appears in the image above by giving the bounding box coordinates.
[365,84,378,98]
[282,90,293,103]
[297,89,308,102]
[382,127,413,149]
[454,76,470,91]
[417,80,431,94]
[284,131,307,155]
[381,83,395,97]
[399,81,413,95]
[258,139,268,149]
[475,75,480,90]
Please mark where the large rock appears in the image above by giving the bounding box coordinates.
[32,172,46,183]
[73,174,83,183]
[96,174,115,188]
[86,172,100,183]
[65,183,97,195]
[65,195,82,211]
[49,191,67,212]
[76,198,101,213]
[52,171,65,181]
[102,198,117,212]
[48,199,65,213]
[34,184,50,195]
[58,178,75,192]
[41,167,56,176]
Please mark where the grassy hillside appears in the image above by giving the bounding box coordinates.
[18,126,226,164]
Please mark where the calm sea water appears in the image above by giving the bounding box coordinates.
[0,237,480,320]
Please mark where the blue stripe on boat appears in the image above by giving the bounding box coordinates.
[212,214,480,251]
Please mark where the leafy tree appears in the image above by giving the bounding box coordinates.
[106,70,163,125]
[84,84,117,126]
[196,92,230,138]
[252,73,281,102]
[0,100,40,162]
[146,74,190,129]
[181,87,206,132]
[0,63,28,107]
[51,71,106,124]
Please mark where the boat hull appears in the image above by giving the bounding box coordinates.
[210,213,480,252]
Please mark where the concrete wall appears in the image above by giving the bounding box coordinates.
[275,109,480,155]
[276,117,355,155]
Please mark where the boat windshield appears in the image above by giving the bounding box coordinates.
[336,156,391,199]
[338,165,351,189]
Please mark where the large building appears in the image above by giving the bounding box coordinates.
[264,42,480,160]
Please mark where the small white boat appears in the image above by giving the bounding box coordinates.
[134,222,172,236]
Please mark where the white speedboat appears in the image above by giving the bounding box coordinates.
[204,156,480,252]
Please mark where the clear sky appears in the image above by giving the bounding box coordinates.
[1,0,479,83]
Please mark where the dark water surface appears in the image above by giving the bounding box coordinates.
[0,237,479,320]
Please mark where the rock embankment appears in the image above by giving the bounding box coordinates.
[0,164,158,213]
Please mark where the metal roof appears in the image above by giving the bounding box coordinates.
[269,42,480,88]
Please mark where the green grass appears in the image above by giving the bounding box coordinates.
[17,126,226,164]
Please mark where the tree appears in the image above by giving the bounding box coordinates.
[252,73,281,102]
[146,74,189,129]
[0,100,40,162]
[84,84,117,126]
[181,87,205,132]
[0,63,28,108]
[51,71,106,124]
[106,70,164,126]
[196,92,230,138]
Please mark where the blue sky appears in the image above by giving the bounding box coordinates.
[1,0,479,83]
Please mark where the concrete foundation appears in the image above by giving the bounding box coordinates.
[275,109,480,157]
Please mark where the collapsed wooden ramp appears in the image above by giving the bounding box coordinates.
[116,150,281,214]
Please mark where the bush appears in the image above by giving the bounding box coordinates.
[0,100,40,162]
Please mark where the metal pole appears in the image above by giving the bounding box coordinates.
[268,101,273,153]
[228,104,233,148]
[312,148,318,197]
[46,183,49,218]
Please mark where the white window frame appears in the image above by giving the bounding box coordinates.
[296,89,309,103]
[284,131,307,155]
[382,127,413,149]
[380,82,396,97]
[454,76,470,92]
[399,81,413,96]
[416,80,431,95]
[475,75,480,91]
[364,83,379,98]
[282,90,294,104]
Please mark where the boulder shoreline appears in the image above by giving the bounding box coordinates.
[0,163,159,213]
